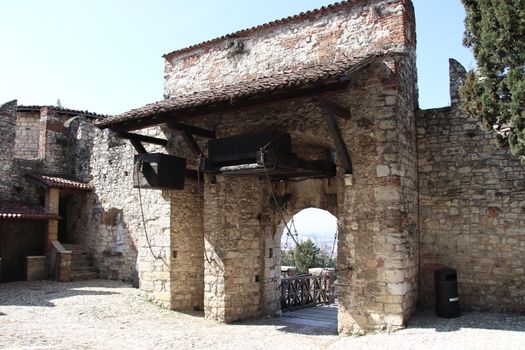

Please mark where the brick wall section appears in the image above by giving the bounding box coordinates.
[0,100,17,200]
[14,111,40,160]
[163,0,415,98]
[417,61,525,313]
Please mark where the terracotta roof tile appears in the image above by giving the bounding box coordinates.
[27,174,94,191]
[17,105,108,119]
[0,202,60,221]
[96,53,385,130]
[162,0,363,59]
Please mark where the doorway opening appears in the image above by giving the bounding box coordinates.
[279,207,338,329]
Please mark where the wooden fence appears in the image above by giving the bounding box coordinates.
[280,274,335,311]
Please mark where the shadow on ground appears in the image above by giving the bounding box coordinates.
[236,308,525,337]
[0,280,122,307]
[406,309,525,333]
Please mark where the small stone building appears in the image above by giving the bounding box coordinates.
[0,0,523,335]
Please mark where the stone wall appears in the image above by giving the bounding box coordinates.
[163,0,415,97]
[0,101,17,200]
[70,119,204,309]
[417,61,525,313]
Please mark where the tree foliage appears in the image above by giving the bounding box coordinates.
[461,0,525,163]
[281,238,335,274]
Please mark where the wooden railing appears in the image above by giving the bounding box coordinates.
[280,274,335,311]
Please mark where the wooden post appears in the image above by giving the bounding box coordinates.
[45,188,60,253]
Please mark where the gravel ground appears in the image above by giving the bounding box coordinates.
[0,280,523,350]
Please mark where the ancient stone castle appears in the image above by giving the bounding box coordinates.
[0,0,523,335]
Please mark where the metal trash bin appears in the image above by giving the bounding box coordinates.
[434,267,461,318]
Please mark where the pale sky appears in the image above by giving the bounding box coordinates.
[0,0,474,115]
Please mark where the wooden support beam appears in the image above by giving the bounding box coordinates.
[167,122,215,183]
[313,97,352,120]
[182,131,203,156]
[129,139,147,154]
[168,123,215,139]
[117,131,168,146]
[322,108,353,174]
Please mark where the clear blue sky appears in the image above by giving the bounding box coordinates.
[0,0,474,115]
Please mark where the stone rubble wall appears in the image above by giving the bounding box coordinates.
[0,101,17,200]
[163,0,415,97]
[417,102,525,313]
[74,122,172,305]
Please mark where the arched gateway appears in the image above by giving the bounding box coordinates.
[96,0,419,334]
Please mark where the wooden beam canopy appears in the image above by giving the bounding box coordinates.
[117,132,168,146]
[168,123,215,139]
[109,80,351,132]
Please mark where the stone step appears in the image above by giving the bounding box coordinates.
[62,244,82,250]
[71,271,99,281]
[72,256,93,265]
[61,244,98,281]
[72,266,98,273]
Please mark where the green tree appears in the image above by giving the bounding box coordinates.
[460,0,525,163]
[281,238,335,274]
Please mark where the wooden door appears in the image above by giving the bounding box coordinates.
[0,222,27,281]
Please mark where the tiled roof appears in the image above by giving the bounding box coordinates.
[27,174,94,191]
[163,0,362,58]
[17,105,108,119]
[0,202,60,221]
[96,53,383,130]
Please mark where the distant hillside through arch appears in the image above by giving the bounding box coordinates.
[281,208,337,254]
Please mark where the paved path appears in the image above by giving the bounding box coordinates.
[1,280,524,350]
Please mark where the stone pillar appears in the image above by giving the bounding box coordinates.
[39,107,69,174]
[203,177,264,323]
[45,188,60,252]
[449,58,467,106]
[336,56,419,334]
[170,182,205,311]
[56,251,72,282]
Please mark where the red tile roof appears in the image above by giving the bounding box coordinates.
[162,0,363,59]
[96,53,385,130]
[0,202,60,221]
[27,174,94,191]
[17,105,108,119]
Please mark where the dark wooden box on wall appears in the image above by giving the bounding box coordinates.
[133,153,186,190]
[206,131,293,167]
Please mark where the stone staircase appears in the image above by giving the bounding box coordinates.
[62,244,99,281]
